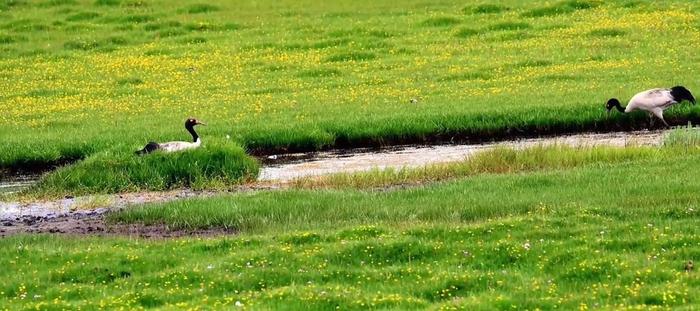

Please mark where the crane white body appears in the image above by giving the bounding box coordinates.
[159,138,202,153]
[625,88,677,122]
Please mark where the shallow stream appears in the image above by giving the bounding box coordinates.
[0,130,667,222]
[258,130,666,181]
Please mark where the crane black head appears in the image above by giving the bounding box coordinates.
[185,118,205,142]
[605,98,624,115]
[670,86,696,105]
[185,118,205,128]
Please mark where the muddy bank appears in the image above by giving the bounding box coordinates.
[248,113,689,156]
[0,185,284,237]
[0,189,217,221]
[1,213,236,238]
[0,157,80,176]
[0,189,218,237]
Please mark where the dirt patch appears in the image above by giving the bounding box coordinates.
[0,212,235,238]
[0,184,287,237]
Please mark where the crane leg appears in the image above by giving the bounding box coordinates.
[651,110,669,128]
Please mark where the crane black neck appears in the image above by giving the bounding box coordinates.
[185,124,199,142]
[611,101,625,112]
[607,99,625,113]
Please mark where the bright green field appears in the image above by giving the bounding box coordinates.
[4,1,700,309]
[2,0,700,169]
[3,143,700,309]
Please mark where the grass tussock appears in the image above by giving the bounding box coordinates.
[588,28,626,37]
[31,141,259,196]
[464,4,510,14]
[522,0,601,18]
[292,145,662,189]
[454,27,481,38]
[324,51,377,62]
[664,124,700,147]
[180,3,220,14]
[420,16,461,27]
[488,21,531,31]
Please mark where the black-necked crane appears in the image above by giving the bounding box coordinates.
[606,86,696,127]
[136,118,205,155]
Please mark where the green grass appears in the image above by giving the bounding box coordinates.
[28,139,259,197]
[3,1,700,308]
[110,144,699,233]
[2,0,700,171]
[665,124,700,148]
[2,148,700,309]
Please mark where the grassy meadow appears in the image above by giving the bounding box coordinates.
[3,139,700,309]
[2,0,700,171]
[4,0,700,309]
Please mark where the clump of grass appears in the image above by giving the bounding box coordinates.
[493,31,534,42]
[292,145,661,189]
[25,88,76,97]
[179,36,207,44]
[619,0,645,8]
[522,0,601,18]
[143,21,182,31]
[121,14,154,24]
[464,4,510,14]
[0,0,27,10]
[105,36,129,46]
[94,0,120,6]
[454,27,481,38]
[184,22,220,32]
[40,0,76,7]
[438,71,491,82]
[664,124,700,148]
[65,11,100,22]
[0,35,16,44]
[31,140,259,196]
[325,52,376,62]
[63,39,99,51]
[488,21,531,31]
[248,87,289,95]
[420,16,461,27]
[297,68,342,78]
[513,59,552,68]
[588,28,626,37]
[116,76,143,86]
[156,28,187,38]
[181,3,220,14]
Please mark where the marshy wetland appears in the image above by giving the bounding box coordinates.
[2,0,700,309]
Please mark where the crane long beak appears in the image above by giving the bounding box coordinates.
[197,121,207,126]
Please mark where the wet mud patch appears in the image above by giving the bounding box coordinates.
[0,186,282,237]
[1,213,236,238]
